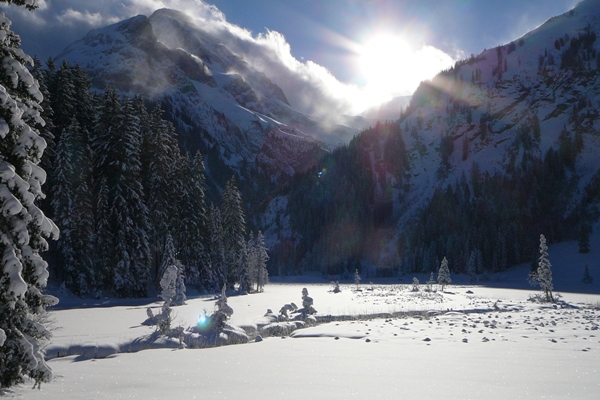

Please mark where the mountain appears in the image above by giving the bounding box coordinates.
[360,95,411,121]
[264,0,600,277]
[55,9,365,195]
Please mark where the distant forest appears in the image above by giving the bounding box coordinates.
[36,29,600,292]
[36,60,267,297]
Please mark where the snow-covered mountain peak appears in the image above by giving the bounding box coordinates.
[55,8,366,192]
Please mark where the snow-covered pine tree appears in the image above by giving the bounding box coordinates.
[159,264,177,306]
[49,61,76,135]
[69,167,95,292]
[467,250,477,283]
[30,57,54,178]
[94,91,151,297]
[208,203,226,290]
[140,103,180,280]
[173,260,186,306]
[243,231,257,292]
[51,119,77,281]
[221,177,246,289]
[94,177,112,288]
[70,64,95,133]
[354,268,361,290]
[51,118,94,294]
[159,233,177,281]
[437,256,451,291]
[174,151,209,288]
[255,231,269,292]
[158,234,187,306]
[0,2,60,388]
[537,234,554,302]
[157,264,176,333]
[213,284,233,329]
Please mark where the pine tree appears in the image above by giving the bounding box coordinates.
[174,151,209,288]
[140,104,180,280]
[583,264,593,284]
[221,177,246,288]
[173,261,187,306]
[51,120,77,282]
[243,231,256,293]
[93,91,151,297]
[255,231,269,292]
[354,268,361,291]
[0,3,60,388]
[578,223,591,254]
[208,203,226,290]
[537,234,554,302]
[159,233,177,281]
[437,256,451,291]
[51,118,95,294]
[30,57,54,179]
[94,177,112,288]
[467,250,477,283]
[112,98,150,297]
[49,60,76,134]
[159,265,177,306]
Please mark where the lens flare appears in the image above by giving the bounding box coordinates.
[197,311,211,332]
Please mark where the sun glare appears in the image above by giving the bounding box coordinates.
[357,33,454,110]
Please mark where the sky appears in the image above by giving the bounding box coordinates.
[0,0,578,112]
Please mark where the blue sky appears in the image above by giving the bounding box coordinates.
[208,0,577,83]
[0,0,578,109]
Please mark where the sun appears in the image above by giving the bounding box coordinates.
[356,33,454,110]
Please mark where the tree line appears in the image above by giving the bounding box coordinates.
[38,60,268,297]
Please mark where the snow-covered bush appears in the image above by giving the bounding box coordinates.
[300,287,317,316]
[213,284,234,329]
[331,281,341,293]
[279,302,298,319]
[411,277,420,292]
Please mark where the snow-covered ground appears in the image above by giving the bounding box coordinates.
[4,239,600,399]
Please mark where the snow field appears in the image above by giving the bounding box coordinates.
[4,282,599,399]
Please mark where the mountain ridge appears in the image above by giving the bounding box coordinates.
[263,0,600,277]
[55,9,365,199]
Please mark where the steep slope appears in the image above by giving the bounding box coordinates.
[401,0,600,217]
[266,0,600,277]
[55,9,362,195]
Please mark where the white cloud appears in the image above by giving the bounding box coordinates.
[4,0,454,116]
[56,9,118,27]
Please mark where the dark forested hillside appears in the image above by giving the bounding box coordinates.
[262,1,600,278]
[39,62,268,297]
